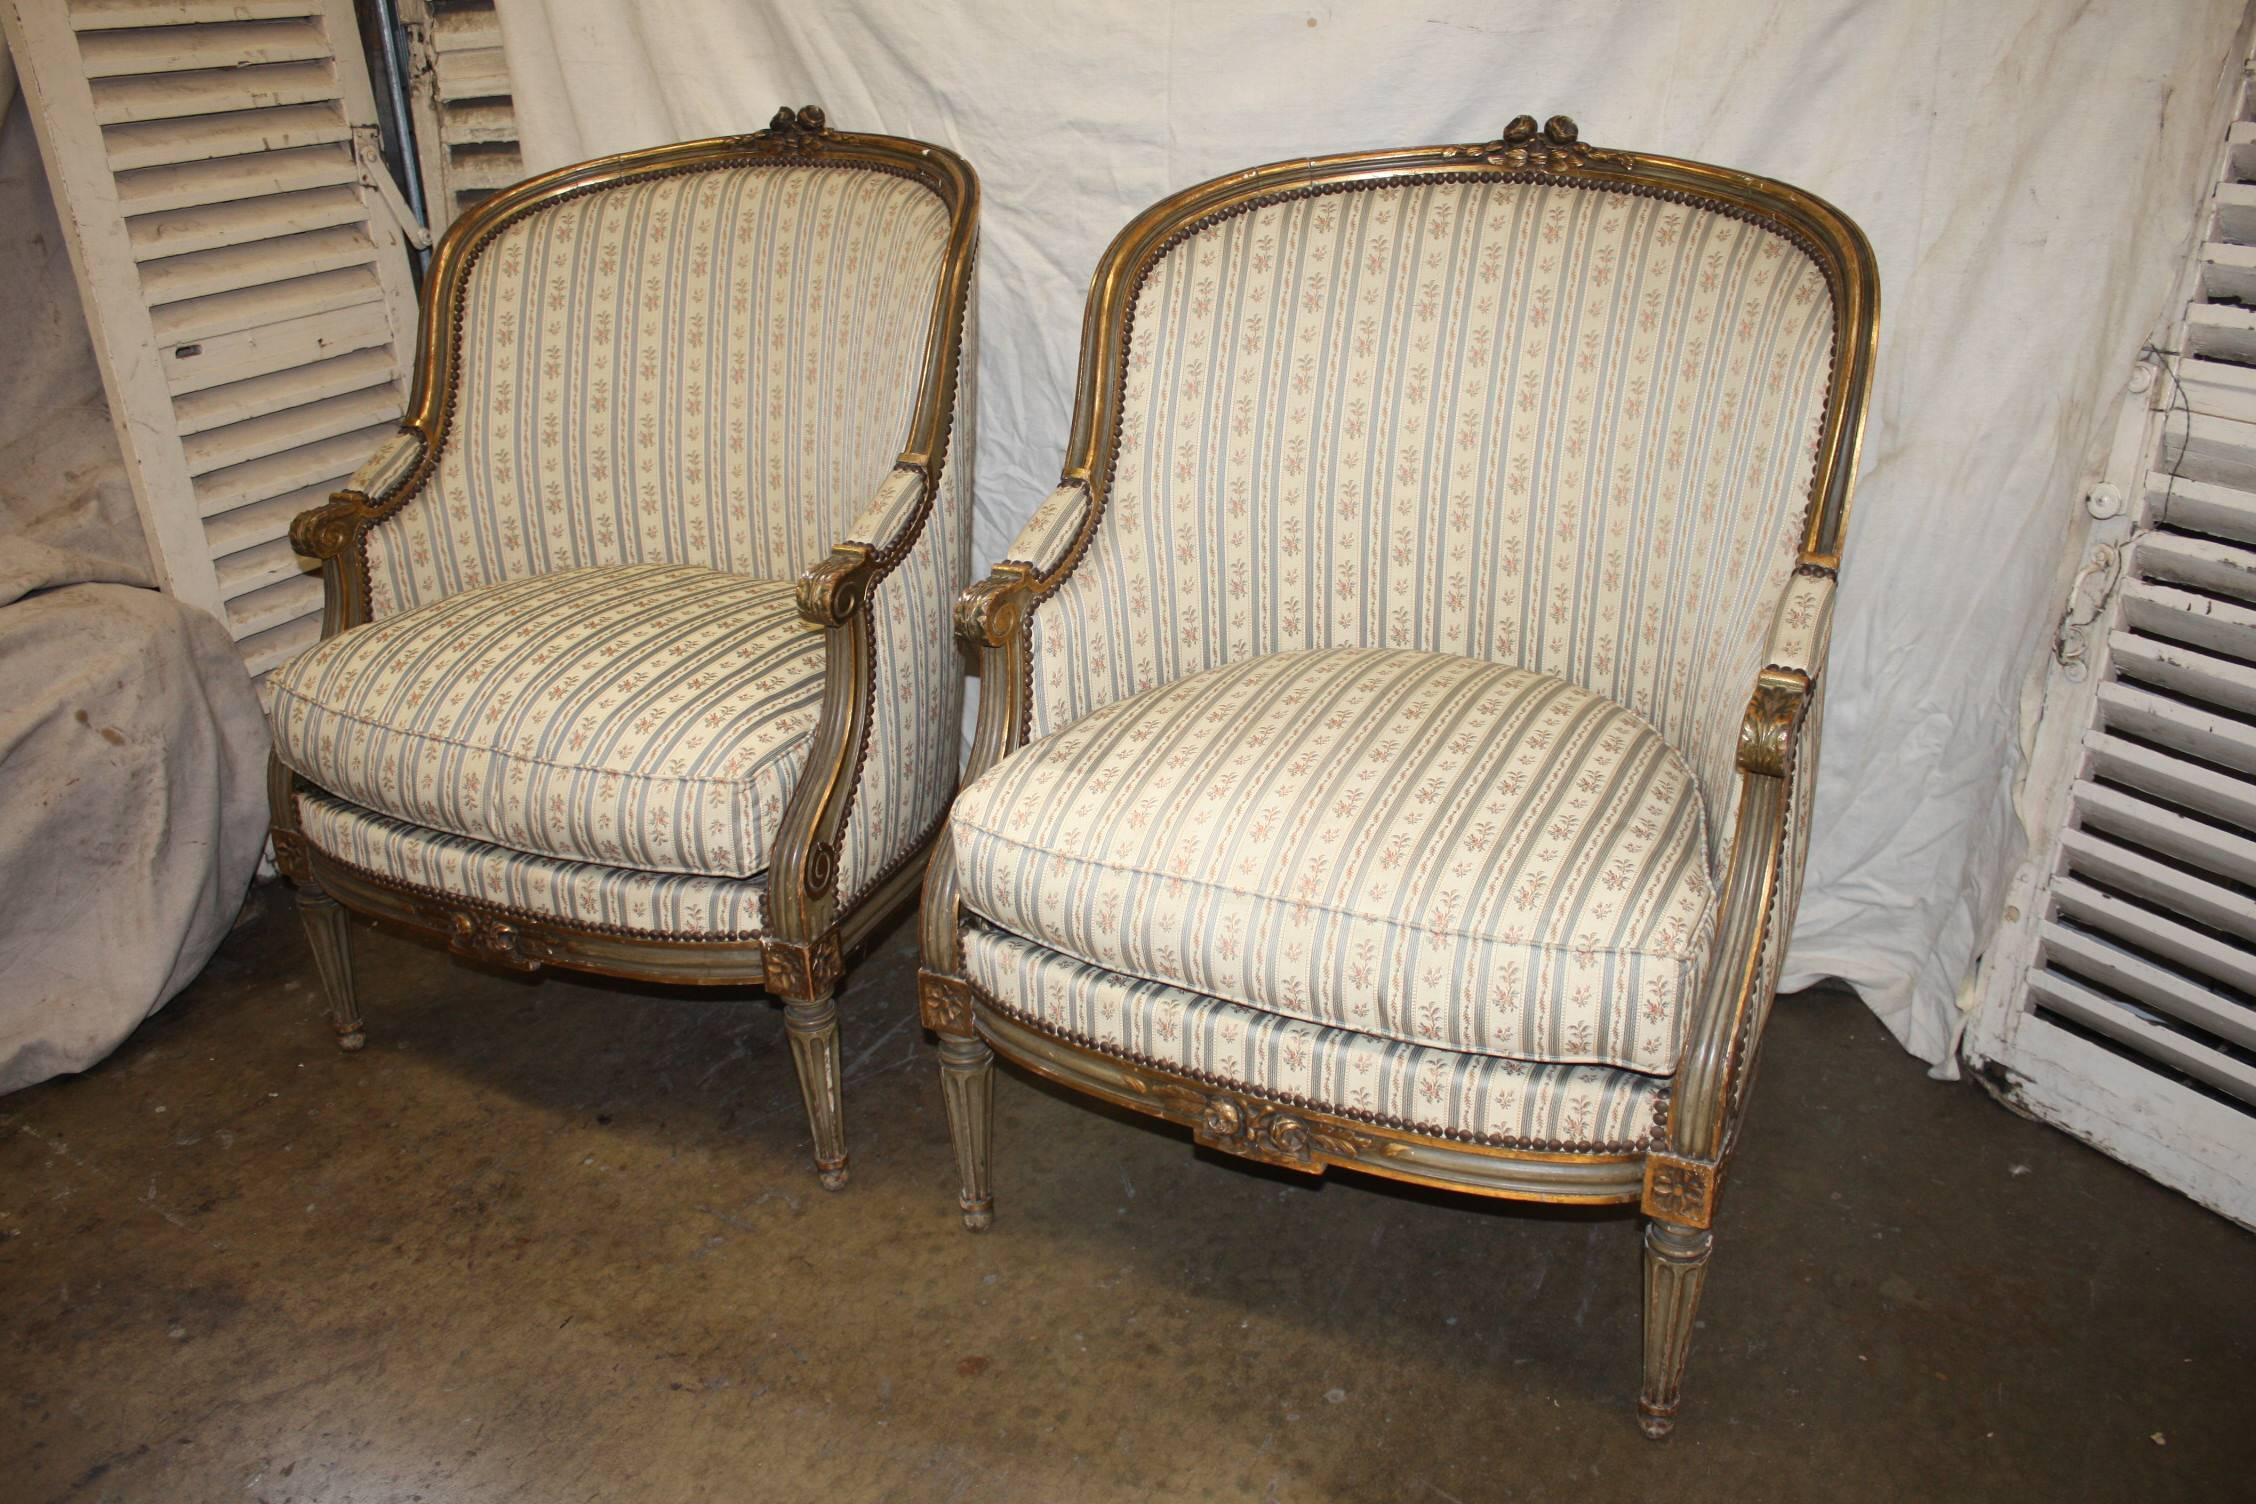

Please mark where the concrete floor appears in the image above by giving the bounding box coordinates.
[3,883,2253,1504]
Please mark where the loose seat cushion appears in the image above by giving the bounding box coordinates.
[951,647,1715,1073]
[964,927,1667,1151]
[270,563,823,879]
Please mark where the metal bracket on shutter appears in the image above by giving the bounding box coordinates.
[354,125,434,251]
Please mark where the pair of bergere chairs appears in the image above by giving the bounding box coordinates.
[266,106,1876,1435]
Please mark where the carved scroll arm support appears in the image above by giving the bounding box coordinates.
[920,479,1094,975]
[1650,578,1835,1225]
[290,428,428,635]
[768,467,935,946]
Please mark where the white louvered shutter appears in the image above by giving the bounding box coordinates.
[399,0,520,229]
[1970,59,2256,1230]
[2,0,420,679]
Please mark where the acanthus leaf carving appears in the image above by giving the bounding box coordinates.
[291,496,367,561]
[1737,669,1810,779]
[797,547,874,627]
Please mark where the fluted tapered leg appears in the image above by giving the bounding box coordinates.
[295,883,364,1051]
[937,1033,995,1231]
[784,994,849,1190]
[1639,1218,1715,1438]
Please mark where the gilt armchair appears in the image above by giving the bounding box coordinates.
[268,109,978,1189]
[919,115,1876,1431]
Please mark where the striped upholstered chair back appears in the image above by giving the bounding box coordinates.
[363,161,954,619]
[1026,172,1839,850]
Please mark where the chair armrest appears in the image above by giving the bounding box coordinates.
[1660,567,1836,1206]
[797,465,928,627]
[1764,569,1834,681]
[953,478,1091,656]
[1734,568,1832,779]
[920,483,1091,971]
[1000,480,1091,576]
[288,429,427,563]
[349,430,426,506]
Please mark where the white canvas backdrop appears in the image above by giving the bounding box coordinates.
[492,0,2251,1070]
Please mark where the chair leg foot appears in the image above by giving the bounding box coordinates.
[1639,1217,1714,1439]
[294,881,364,1051]
[784,994,849,1190]
[937,1033,995,1231]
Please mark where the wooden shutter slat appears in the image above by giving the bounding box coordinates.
[172,344,395,436]
[139,223,375,306]
[2039,921,2256,1052]
[127,183,368,260]
[183,383,399,476]
[72,0,317,29]
[115,141,356,217]
[162,300,393,395]
[151,263,383,347]
[192,421,396,517]
[104,100,349,169]
[78,16,329,77]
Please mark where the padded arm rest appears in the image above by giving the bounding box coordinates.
[837,464,929,557]
[798,466,929,627]
[290,429,427,564]
[1731,568,1834,779]
[1764,569,1835,678]
[954,479,1092,650]
[1001,480,1091,576]
[348,430,425,505]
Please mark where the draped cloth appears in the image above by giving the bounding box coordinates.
[0,92,268,1093]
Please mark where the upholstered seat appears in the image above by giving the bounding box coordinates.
[951,647,1713,1073]
[963,926,1668,1150]
[270,563,824,879]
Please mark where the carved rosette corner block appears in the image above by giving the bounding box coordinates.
[1641,1151,1719,1228]
[917,969,976,1036]
[1156,1084,1372,1171]
[1737,669,1811,778]
[270,829,312,883]
[291,496,366,560]
[448,910,537,971]
[1484,113,1632,173]
[762,932,844,1001]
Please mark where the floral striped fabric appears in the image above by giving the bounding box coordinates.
[952,646,1714,1073]
[297,789,766,937]
[270,563,823,879]
[839,434,969,900]
[365,163,950,616]
[1026,178,1836,863]
[963,926,1666,1150]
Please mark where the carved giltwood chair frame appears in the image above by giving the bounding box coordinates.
[918,116,1877,1432]
[271,109,978,1189]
